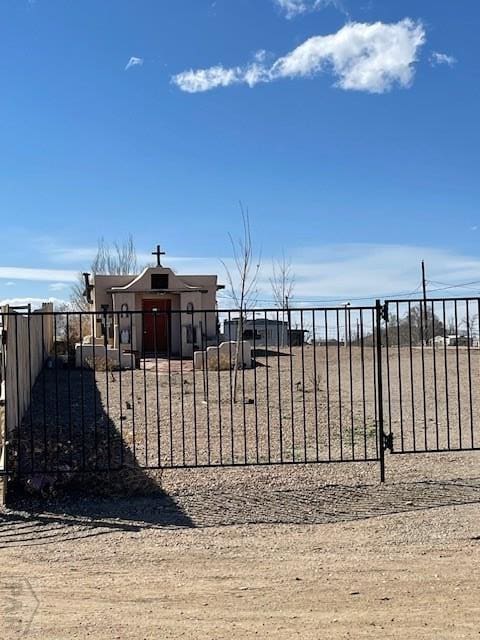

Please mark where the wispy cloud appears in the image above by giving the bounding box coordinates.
[125,56,144,71]
[49,282,70,291]
[0,296,66,309]
[430,51,457,67]
[0,267,77,282]
[273,0,345,19]
[172,19,426,94]
[3,281,15,287]
[155,244,480,304]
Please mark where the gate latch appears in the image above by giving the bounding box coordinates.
[380,302,389,322]
[383,432,394,452]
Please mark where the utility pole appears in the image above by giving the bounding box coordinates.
[421,260,428,345]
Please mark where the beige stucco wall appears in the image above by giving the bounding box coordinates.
[91,268,221,356]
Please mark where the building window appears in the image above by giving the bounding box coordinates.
[151,274,169,289]
[186,302,194,314]
[186,325,197,344]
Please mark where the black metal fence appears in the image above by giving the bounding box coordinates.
[1,297,479,484]
[382,298,480,455]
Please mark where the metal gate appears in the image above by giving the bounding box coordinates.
[381,297,480,458]
[1,297,479,487]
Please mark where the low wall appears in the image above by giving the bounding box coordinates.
[193,341,252,370]
[75,344,135,370]
[1,305,54,441]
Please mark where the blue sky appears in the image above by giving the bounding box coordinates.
[1,0,479,307]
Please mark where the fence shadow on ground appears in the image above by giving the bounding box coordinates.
[2,476,480,548]
[7,367,195,537]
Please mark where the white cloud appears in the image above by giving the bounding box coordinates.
[274,0,342,19]
[155,244,480,305]
[0,267,77,282]
[172,19,426,94]
[125,56,144,71]
[49,282,70,291]
[430,51,457,67]
[0,297,66,310]
[45,247,97,264]
[3,244,480,309]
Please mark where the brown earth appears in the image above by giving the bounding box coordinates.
[2,346,480,638]
[1,453,480,639]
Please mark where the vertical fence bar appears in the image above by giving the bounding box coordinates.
[142,310,148,467]
[27,310,34,473]
[336,309,343,461]
[276,310,283,463]
[129,312,136,462]
[179,310,186,467]
[431,301,439,450]
[117,311,123,469]
[360,309,367,459]
[419,300,428,451]
[312,310,319,462]
[215,310,223,465]
[466,301,474,449]
[168,310,173,466]
[324,310,331,460]
[347,308,354,459]
[407,301,416,451]
[375,301,386,483]
[442,301,450,449]
[396,302,404,452]
[191,311,198,466]
[41,313,47,472]
[67,313,73,471]
[241,311,247,464]
[287,306,294,461]
[300,309,307,461]
[252,311,259,464]
[14,315,21,475]
[454,300,462,448]
[227,311,234,463]
[264,311,271,464]
[384,305,392,443]
[54,313,59,471]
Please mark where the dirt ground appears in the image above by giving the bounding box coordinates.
[16,345,480,477]
[2,452,480,639]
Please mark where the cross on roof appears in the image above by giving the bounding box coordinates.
[152,244,166,267]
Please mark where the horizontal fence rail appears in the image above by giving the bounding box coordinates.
[1,297,479,483]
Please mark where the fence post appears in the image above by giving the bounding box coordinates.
[375,300,386,483]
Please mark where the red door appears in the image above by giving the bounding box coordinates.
[142,299,171,353]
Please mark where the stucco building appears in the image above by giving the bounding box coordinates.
[83,246,224,359]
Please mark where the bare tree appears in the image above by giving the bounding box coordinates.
[220,204,261,402]
[270,251,295,310]
[270,252,295,346]
[71,235,138,310]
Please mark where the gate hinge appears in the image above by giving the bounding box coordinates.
[380,302,389,322]
[383,432,393,452]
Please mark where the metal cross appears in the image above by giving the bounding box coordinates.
[152,244,166,267]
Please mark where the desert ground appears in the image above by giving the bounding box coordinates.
[2,345,480,638]
[1,454,480,639]
[13,345,480,477]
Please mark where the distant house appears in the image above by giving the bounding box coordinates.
[433,334,472,347]
[223,318,307,347]
[288,328,309,346]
